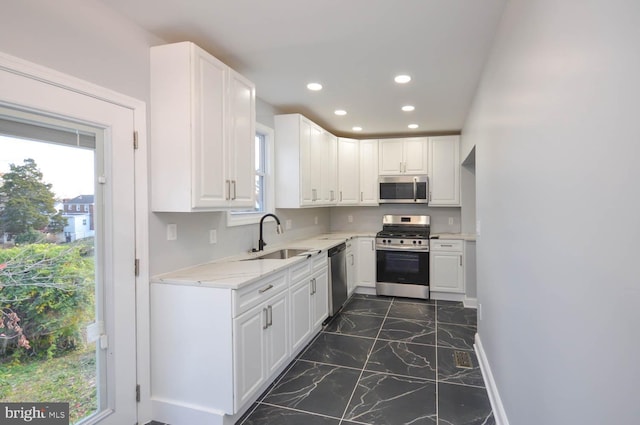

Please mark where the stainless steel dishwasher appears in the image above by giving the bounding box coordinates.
[328,243,348,317]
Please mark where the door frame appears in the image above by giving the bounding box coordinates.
[0,51,151,424]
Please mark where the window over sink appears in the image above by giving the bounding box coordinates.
[227,122,274,226]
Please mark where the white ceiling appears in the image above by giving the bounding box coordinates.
[100,0,506,137]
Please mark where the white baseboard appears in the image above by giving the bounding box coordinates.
[475,333,510,425]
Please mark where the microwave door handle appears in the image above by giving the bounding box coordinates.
[413,177,417,202]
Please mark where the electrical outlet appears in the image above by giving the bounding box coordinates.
[285,219,292,230]
[209,229,217,244]
[348,215,353,223]
[166,224,177,241]
[448,217,454,225]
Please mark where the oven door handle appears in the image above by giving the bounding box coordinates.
[376,245,429,252]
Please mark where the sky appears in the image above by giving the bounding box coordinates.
[0,135,94,199]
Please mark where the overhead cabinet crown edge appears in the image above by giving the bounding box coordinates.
[150,41,256,212]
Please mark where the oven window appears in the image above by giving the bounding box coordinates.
[376,249,429,285]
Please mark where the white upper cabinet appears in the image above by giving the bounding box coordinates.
[359,139,379,205]
[428,135,460,206]
[378,137,429,175]
[275,114,337,208]
[337,137,360,205]
[150,42,255,211]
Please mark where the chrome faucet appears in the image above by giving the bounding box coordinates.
[257,213,283,251]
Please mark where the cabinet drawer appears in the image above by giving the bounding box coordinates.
[233,271,288,317]
[430,240,463,252]
[289,258,311,283]
[312,253,328,272]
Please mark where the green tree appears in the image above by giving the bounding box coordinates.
[0,158,65,241]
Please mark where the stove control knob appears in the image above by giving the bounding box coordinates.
[418,240,422,245]
[413,240,417,244]
[400,240,404,244]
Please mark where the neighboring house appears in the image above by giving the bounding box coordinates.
[62,194,95,230]
[59,213,94,242]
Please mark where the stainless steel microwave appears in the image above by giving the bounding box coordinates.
[379,175,429,204]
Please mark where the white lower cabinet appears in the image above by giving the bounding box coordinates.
[311,266,329,329]
[346,240,356,296]
[356,237,376,288]
[150,253,329,425]
[430,240,464,293]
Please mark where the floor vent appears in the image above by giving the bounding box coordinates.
[454,350,473,369]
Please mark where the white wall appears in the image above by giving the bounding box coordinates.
[463,0,640,424]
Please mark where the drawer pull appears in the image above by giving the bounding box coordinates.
[267,305,273,327]
[440,244,453,247]
[259,284,274,294]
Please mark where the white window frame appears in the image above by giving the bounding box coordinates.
[226,122,275,227]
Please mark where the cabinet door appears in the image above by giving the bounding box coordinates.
[321,132,338,204]
[430,252,464,293]
[289,279,312,354]
[346,243,357,296]
[299,118,314,205]
[357,238,376,288]
[337,138,360,204]
[311,269,329,329]
[404,137,429,174]
[265,290,289,376]
[378,138,405,175]
[228,69,256,207]
[309,125,324,203]
[233,304,267,409]
[428,136,460,206]
[359,139,379,205]
[192,47,228,208]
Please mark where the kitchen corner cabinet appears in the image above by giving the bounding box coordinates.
[275,114,337,208]
[337,137,360,205]
[428,136,460,206]
[430,240,464,293]
[150,41,255,211]
[359,139,379,205]
[356,237,376,288]
[378,137,429,175]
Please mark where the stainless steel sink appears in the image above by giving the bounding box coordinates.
[247,248,311,260]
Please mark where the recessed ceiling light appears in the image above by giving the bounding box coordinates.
[352,126,363,132]
[307,82,323,91]
[408,124,419,129]
[334,109,347,116]
[394,74,411,84]
[402,105,415,112]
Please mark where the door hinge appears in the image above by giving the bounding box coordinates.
[133,131,139,150]
[134,259,140,277]
[136,384,140,402]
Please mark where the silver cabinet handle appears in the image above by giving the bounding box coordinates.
[399,162,403,173]
[330,190,334,201]
[226,180,231,200]
[263,307,269,329]
[360,192,363,202]
[259,284,274,294]
[267,305,273,327]
[371,240,374,251]
[429,192,432,202]
[339,191,343,202]
[460,255,463,266]
[232,180,237,200]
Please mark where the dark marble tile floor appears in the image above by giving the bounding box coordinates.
[238,294,494,425]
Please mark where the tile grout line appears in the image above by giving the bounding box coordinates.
[337,297,393,425]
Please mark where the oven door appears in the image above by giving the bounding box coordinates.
[376,248,429,285]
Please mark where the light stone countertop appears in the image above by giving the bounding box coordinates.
[150,233,376,290]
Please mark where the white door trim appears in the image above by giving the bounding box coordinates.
[0,51,151,425]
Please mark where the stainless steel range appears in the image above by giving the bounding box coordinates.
[375,215,430,299]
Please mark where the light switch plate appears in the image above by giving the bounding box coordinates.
[209,229,217,244]
[166,223,177,241]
